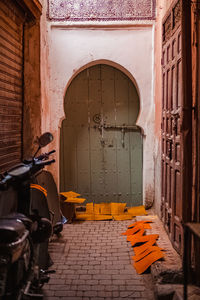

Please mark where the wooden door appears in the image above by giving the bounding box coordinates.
[0,0,25,172]
[60,64,143,206]
[161,0,192,253]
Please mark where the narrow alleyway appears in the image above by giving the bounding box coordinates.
[43,220,155,300]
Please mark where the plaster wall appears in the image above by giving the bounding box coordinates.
[23,19,41,158]
[40,2,155,206]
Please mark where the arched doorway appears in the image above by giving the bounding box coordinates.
[60,64,143,206]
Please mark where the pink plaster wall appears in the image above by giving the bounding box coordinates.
[40,1,156,206]
[23,21,41,158]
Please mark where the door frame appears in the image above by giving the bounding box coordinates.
[60,63,143,205]
[59,58,155,208]
[161,0,192,254]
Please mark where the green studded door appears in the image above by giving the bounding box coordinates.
[60,64,142,206]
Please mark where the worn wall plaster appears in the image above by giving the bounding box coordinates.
[40,0,155,206]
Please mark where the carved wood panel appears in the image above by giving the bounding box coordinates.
[48,0,156,21]
[162,0,183,253]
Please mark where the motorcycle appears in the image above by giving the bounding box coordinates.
[0,132,62,299]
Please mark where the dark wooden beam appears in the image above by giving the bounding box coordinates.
[16,0,42,20]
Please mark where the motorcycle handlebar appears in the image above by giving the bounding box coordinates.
[48,150,56,155]
[0,158,56,190]
[35,159,55,167]
[35,149,56,161]
[0,175,11,190]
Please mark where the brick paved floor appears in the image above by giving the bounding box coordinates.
[43,220,155,300]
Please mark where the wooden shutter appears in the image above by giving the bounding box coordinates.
[0,0,25,172]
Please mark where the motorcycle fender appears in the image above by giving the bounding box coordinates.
[35,171,61,226]
[30,187,50,220]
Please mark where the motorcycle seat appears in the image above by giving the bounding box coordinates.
[0,218,26,243]
[0,213,33,230]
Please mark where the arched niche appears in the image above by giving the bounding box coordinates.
[60,63,143,206]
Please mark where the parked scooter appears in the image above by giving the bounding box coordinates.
[0,132,61,299]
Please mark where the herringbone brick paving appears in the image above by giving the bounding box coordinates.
[43,220,155,300]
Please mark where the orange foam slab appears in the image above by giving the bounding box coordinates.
[86,203,94,214]
[128,205,148,216]
[75,213,95,220]
[99,203,111,215]
[64,197,86,203]
[132,246,164,262]
[113,214,133,221]
[128,220,152,229]
[133,240,158,255]
[94,204,101,215]
[133,250,165,274]
[127,228,145,241]
[122,223,151,236]
[130,234,159,247]
[60,191,81,198]
[111,203,126,215]
[94,214,113,221]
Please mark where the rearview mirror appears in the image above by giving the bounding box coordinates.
[38,132,53,148]
[33,132,54,158]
